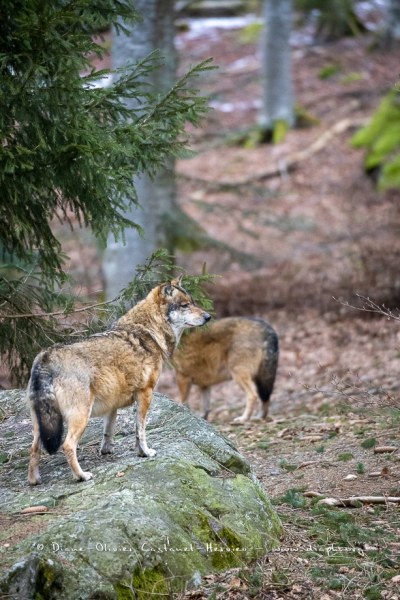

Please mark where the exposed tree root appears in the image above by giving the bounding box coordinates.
[169,206,262,268]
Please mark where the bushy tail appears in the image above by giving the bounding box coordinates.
[254,322,279,406]
[29,352,63,454]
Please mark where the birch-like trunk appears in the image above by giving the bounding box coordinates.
[103,0,177,300]
[259,0,294,132]
[384,0,400,45]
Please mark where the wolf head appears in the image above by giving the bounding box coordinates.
[161,275,211,339]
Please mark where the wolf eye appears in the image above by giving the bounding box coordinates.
[181,303,190,308]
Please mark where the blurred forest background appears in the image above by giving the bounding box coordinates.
[1,0,400,418]
[149,0,400,423]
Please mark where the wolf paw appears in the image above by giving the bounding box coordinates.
[79,471,93,482]
[100,441,114,455]
[28,476,42,486]
[138,447,156,458]
[251,414,263,422]
[231,416,247,425]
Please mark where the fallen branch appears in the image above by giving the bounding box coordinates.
[247,117,367,184]
[373,446,398,454]
[368,467,391,477]
[303,491,325,498]
[298,461,318,469]
[317,495,400,507]
[179,117,367,191]
[20,505,49,514]
[302,435,324,442]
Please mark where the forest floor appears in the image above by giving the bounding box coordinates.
[47,12,400,599]
[163,16,400,600]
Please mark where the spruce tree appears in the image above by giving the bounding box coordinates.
[0,0,212,384]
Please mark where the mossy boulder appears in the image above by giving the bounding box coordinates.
[0,390,281,599]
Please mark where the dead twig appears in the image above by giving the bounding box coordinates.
[303,372,399,412]
[334,293,400,322]
[298,461,318,469]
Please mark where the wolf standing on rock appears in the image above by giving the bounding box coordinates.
[173,317,278,423]
[27,276,210,485]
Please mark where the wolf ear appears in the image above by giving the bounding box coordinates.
[162,274,184,297]
[171,273,184,288]
[162,284,173,297]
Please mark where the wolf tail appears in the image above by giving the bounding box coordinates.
[254,321,279,407]
[28,352,63,454]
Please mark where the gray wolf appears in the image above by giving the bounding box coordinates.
[173,317,278,423]
[27,275,210,484]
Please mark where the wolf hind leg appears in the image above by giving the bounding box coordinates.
[28,409,42,485]
[200,387,211,420]
[100,409,117,455]
[135,388,156,458]
[63,398,93,481]
[230,368,259,424]
[259,397,272,420]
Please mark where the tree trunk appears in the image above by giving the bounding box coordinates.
[103,0,177,300]
[384,0,400,46]
[259,0,294,137]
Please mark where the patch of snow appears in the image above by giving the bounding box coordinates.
[209,98,261,113]
[176,14,261,47]
[226,55,260,73]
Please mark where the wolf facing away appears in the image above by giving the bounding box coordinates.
[173,317,278,423]
[27,275,211,485]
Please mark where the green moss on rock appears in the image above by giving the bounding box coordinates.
[0,391,281,598]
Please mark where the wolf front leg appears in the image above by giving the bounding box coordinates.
[135,388,156,458]
[176,372,192,405]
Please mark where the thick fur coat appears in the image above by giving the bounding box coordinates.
[28,276,210,484]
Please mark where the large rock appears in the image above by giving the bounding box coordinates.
[0,390,281,599]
